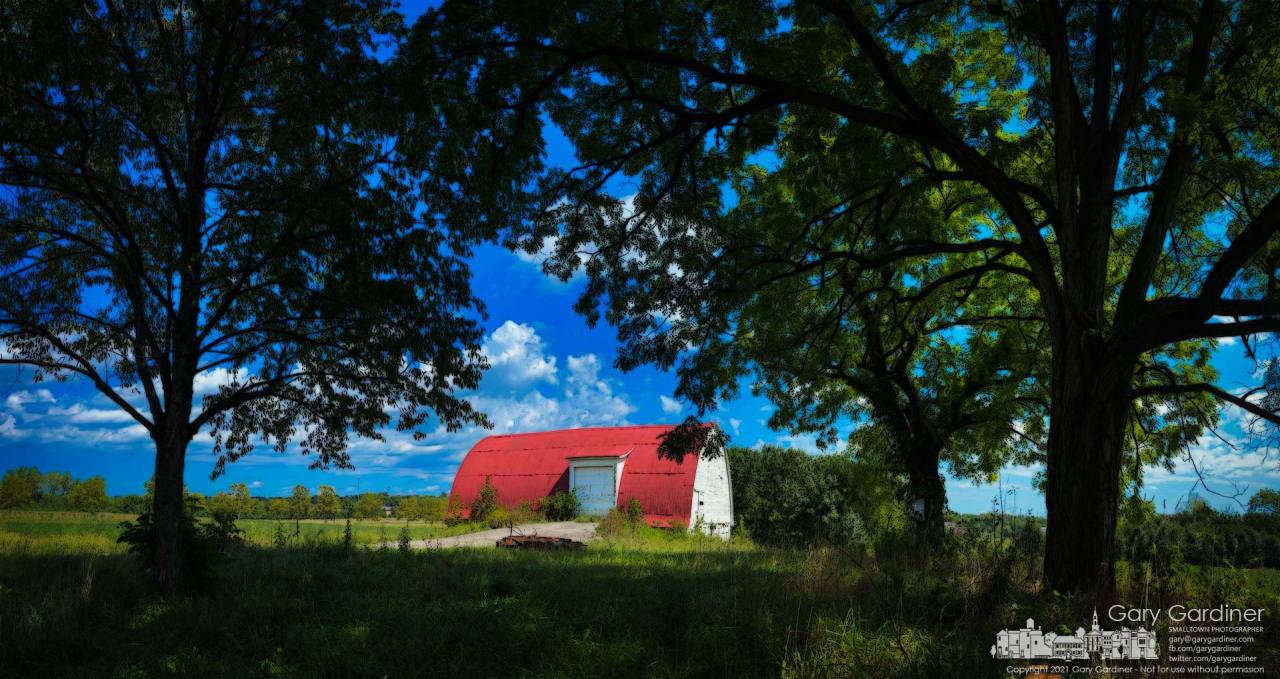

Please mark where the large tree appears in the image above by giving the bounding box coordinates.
[429,0,1280,599]
[0,0,521,590]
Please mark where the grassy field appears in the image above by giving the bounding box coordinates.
[0,511,1276,677]
[0,511,484,554]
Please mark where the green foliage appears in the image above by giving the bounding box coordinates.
[1249,488,1280,514]
[484,506,511,530]
[0,467,41,508]
[595,508,629,537]
[624,497,644,524]
[40,471,73,498]
[314,486,341,520]
[352,493,385,520]
[469,477,499,523]
[288,486,311,521]
[394,496,422,520]
[398,526,412,554]
[116,509,232,588]
[206,492,242,524]
[729,446,891,548]
[67,477,108,513]
[266,498,290,520]
[1119,497,1280,570]
[542,490,581,521]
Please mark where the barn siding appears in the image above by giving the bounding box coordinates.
[449,425,717,528]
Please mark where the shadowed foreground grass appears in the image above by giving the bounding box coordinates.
[0,513,1276,677]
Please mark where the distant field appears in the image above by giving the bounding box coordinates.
[0,510,483,555]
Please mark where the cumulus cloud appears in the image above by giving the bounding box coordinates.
[193,368,245,395]
[5,388,55,412]
[334,333,635,478]
[659,395,682,414]
[0,318,644,489]
[481,320,558,388]
[729,418,742,435]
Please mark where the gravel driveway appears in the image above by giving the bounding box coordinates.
[391,521,598,550]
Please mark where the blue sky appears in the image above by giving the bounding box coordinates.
[1,0,1277,514]
[3,229,1277,513]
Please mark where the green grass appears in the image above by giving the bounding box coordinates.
[0,512,1276,677]
[0,511,483,554]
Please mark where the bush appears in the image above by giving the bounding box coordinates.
[117,506,238,588]
[470,476,499,523]
[596,507,631,537]
[485,506,512,529]
[442,502,468,526]
[543,490,581,521]
[625,497,644,523]
[729,445,897,548]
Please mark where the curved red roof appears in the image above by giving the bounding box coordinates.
[449,425,700,525]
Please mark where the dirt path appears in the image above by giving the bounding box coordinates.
[391,521,598,549]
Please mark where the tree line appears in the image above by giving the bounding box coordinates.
[0,467,446,521]
[0,466,107,512]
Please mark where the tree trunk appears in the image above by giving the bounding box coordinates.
[1043,339,1134,603]
[904,444,947,545]
[151,432,190,593]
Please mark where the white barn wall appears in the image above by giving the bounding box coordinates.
[691,447,733,539]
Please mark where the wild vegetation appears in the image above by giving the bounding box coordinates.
[1,502,1276,677]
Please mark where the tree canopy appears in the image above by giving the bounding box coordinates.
[424,0,1280,599]
[0,0,530,589]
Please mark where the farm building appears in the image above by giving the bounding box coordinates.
[449,425,733,538]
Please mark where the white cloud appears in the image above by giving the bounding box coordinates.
[563,354,635,424]
[0,412,22,439]
[193,368,244,395]
[775,432,821,455]
[728,418,742,435]
[47,403,137,424]
[481,321,558,388]
[5,388,55,411]
[659,395,682,414]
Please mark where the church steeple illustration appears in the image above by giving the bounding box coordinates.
[991,609,1156,661]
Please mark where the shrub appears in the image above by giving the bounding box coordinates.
[596,507,631,537]
[625,497,644,524]
[543,490,581,521]
[485,506,512,529]
[204,512,245,548]
[398,526,411,553]
[728,445,897,548]
[117,508,231,588]
[470,476,499,523]
[442,502,468,526]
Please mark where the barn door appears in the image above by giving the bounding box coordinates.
[572,466,616,515]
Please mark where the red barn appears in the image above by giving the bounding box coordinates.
[449,425,733,537]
